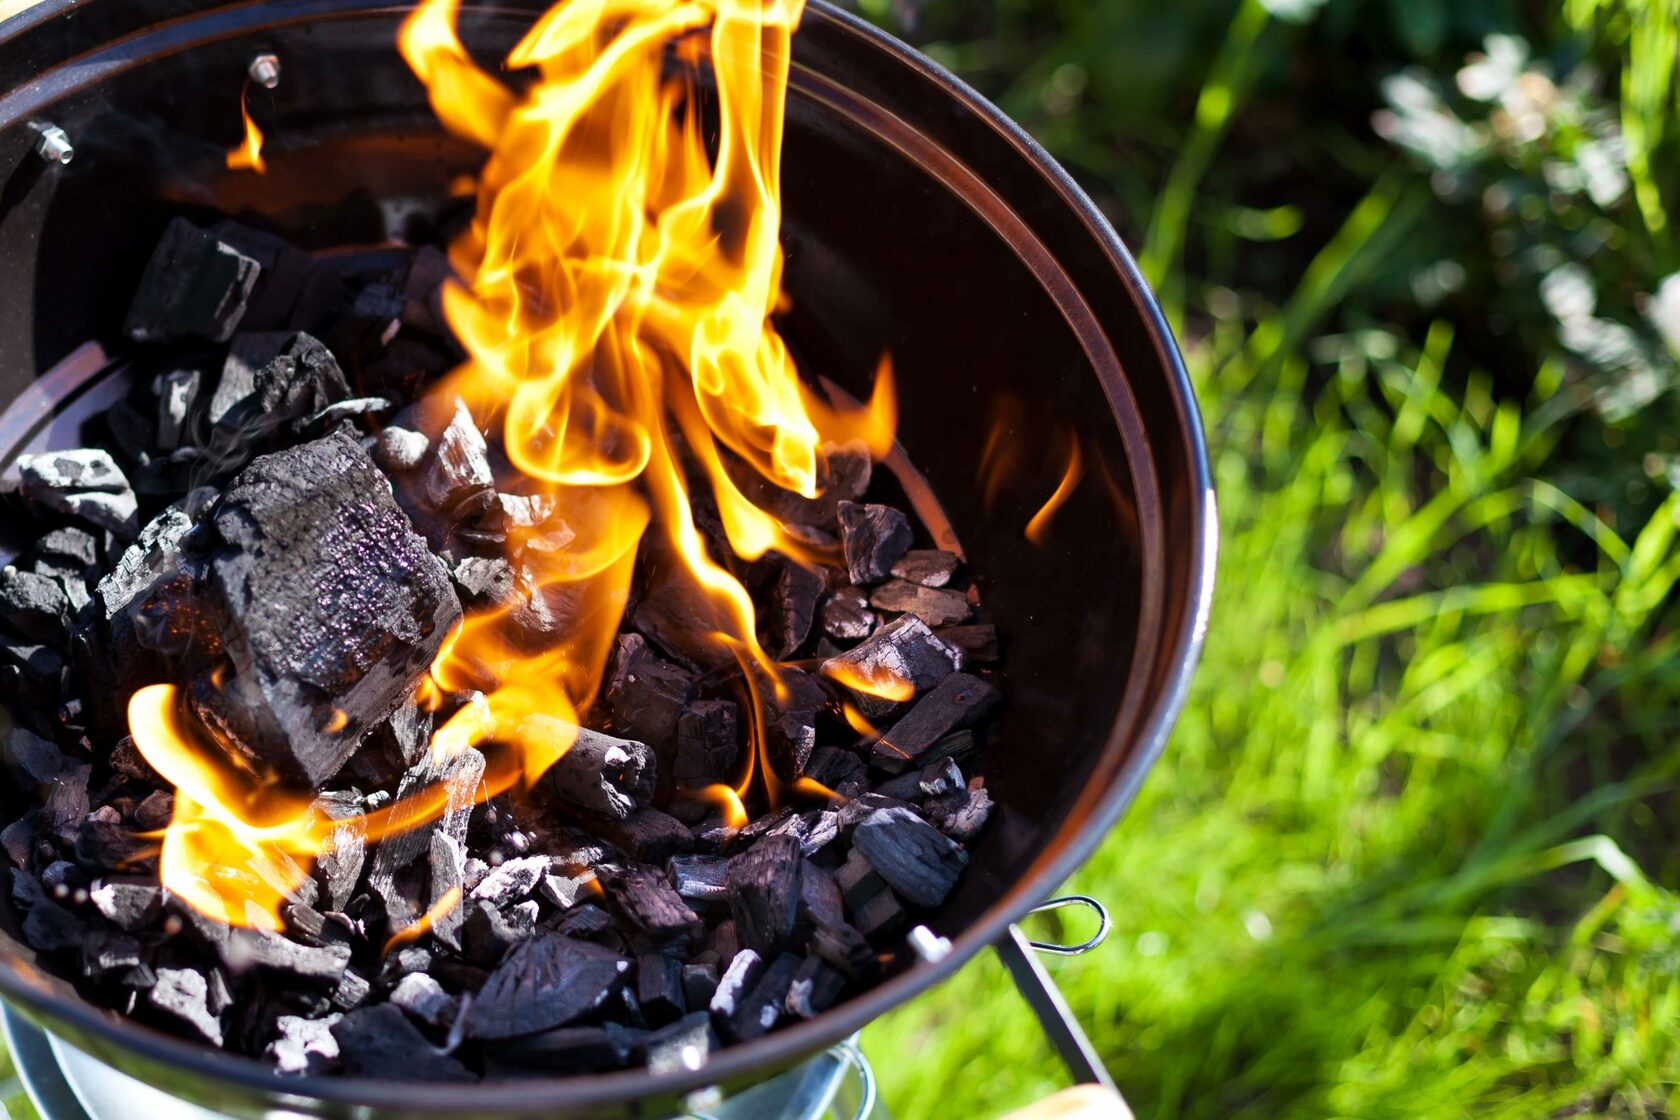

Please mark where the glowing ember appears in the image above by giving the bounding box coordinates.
[226,87,266,174]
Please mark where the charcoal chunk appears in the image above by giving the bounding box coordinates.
[821,615,964,718]
[266,1013,340,1075]
[930,781,994,843]
[420,398,494,513]
[22,896,85,953]
[470,855,550,908]
[148,968,224,1045]
[601,864,703,953]
[673,700,739,788]
[873,672,1000,773]
[492,1023,644,1074]
[604,634,695,751]
[890,549,959,588]
[390,972,459,1030]
[682,962,719,1010]
[0,567,69,642]
[786,956,846,1020]
[728,952,801,1043]
[468,932,631,1040]
[708,948,764,1023]
[333,1005,472,1080]
[223,930,351,985]
[124,219,261,344]
[810,921,876,980]
[209,332,351,434]
[463,898,534,967]
[868,579,970,628]
[75,818,147,870]
[89,878,162,931]
[820,586,877,641]
[637,953,686,1028]
[17,450,139,538]
[372,426,430,473]
[592,808,693,863]
[451,556,516,606]
[313,791,367,914]
[852,807,968,908]
[208,221,311,332]
[851,889,907,942]
[667,854,730,910]
[803,746,868,800]
[154,367,204,452]
[367,745,485,928]
[27,526,100,583]
[538,725,655,821]
[773,561,826,658]
[934,624,999,663]
[837,501,912,586]
[642,1010,718,1075]
[186,431,462,788]
[727,835,803,958]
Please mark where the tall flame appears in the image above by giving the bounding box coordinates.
[226,86,267,174]
[129,0,896,931]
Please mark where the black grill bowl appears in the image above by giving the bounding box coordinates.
[0,2,1214,1116]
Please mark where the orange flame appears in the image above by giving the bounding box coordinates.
[822,660,915,703]
[128,0,897,931]
[226,87,266,174]
[382,885,464,957]
[1025,435,1083,546]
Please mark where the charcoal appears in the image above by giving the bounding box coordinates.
[851,889,907,942]
[186,431,462,789]
[420,398,494,513]
[17,450,139,538]
[305,396,393,432]
[451,556,516,606]
[836,794,918,837]
[402,246,453,335]
[348,699,434,788]
[124,219,261,344]
[873,673,1000,773]
[468,932,631,1040]
[800,810,842,858]
[210,332,351,435]
[539,867,597,911]
[390,972,458,1030]
[738,805,800,843]
[603,634,694,751]
[820,586,877,641]
[313,791,367,913]
[890,549,958,588]
[762,666,827,783]
[75,873,155,931]
[27,526,101,583]
[1,819,39,873]
[708,948,764,1024]
[367,746,485,928]
[332,967,373,1013]
[673,700,739,788]
[331,283,405,360]
[555,902,617,943]
[75,818,147,870]
[0,564,73,642]
[931,781,994,843]
[872,769,926,802]
[630,565,736,672]
[809,921,876,980]
[667,855,730,910]
[868,580,969,628]
[803,746,868,800]
[209,333,288,424]
[223,929,352,985]
[41,862,82,893]
[471,855,550,909]
[760,441,873,527]
[132,789,173,831]
[708,919,742,967]
[0,644,64,689]
[727,835,803,958]
[934,624,998,663]
[922,729,980,767]
[821,615,964,718]
[148,967,224,1045]
[725,952,799,1043]
[208,221,311,331]
[643,1010,718,1074]
[591,808,691,863]
[4,727,66,782]
[786,956,846,1021]
[918,758,964,797]
[372,426,430,473]
[463,894,534,967]
[493,1023,643,1074]
[333,1005,472,1080]
[851,807,968,908]
[82,932,144,979]
[601,864,703,953]
[834,848,885,910]
[155,367,203,452]
[22,895,84,953]
[799,862,847,934]
[773,561,826,657]
[104,400,156,466]
[637,953,686,1027]
[266,1013,340,1075]
[539,726,655,821]
[836,501,912,586]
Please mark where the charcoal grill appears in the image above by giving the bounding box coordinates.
[0,1,1215,1116]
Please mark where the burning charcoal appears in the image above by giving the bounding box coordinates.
[124,219,261,344]
[208,221,311,331]
[419,398,494,513]
[211,332,352,436]
[471,855,550,908]
[803,746,868,800]
[786,956,846,1020]
[463,898,535,967]
[209,332,287,424]
[834,848,885,910]
[266,1013,340,1075]
[82,932,144,980]
[76,818,148,870]
[148,967,224,1046]
[759,666,827,784]
[348,699,434,788]
[372,426,430,473]
[810,921,876,981]
[868,579,969,628]
[17,450,138,538]
[821,615,964,719]
[820,586,876,642]
[22,894,84,953]
[630,565,736,672]
[132,789,173,832]
[539,867,596,911]
[451,556,516,606]
[468,932,631,1040]
[637,953,686,1028]
[773,561,826,658]
[851,807,968,908]
[759,440,873,527]
[851,889,907,942]
[539,726,655,821]
[390,973,459,1031]
[934,624,998,663]
[224,929,353,986]
[493,1023,644,1074]
[428,832,467,951]
[332,968,373,1013]
[836,793,917,837]
[727,835,803,958]
[931,781,994,843]
[604,634,695,751]
[890,549,959,588]
[313,791,367,914]
[367,746,485,928]
[837,501,912,586]
[27,526,101,583]
[593,808,693,864]
[555,902,617,943]
[333,1005,472,1080]
[872,673,1000,773]
[86,878,161,934]
[186,431,462,788]
[709,948,764,1024]
[601,864,702,953]
[799,861,846,932]
[667,855,730,910]
[727,952,800,1043]
[800,810,842,858]
[673,700,739,788]
[305,396,393,432]
[155,368,203,452]
[643,1010,718,1075]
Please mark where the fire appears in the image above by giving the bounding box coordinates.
[1025,435,1084,546]
[128,0,897,930]
[822,660,915,703]
[382,885,464,957]
[226,87,266,174]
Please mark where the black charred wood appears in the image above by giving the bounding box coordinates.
[672,699,739,790]
[210,332,352,437]
[642,1010,718,1075]
[851,806,969,908]
[367,745,485,928]
[539,726,655,821]
[836,501,912,587]
[0,567,69,644]
[630,565,736,672]
[850,888,907,943]
[470,855,550,909]
[872,673,1000,773]
[89,877,162,931]
[819,586,876,642]
[600,864,703,954]
[17,450,139,539]
[591,808,692,864]
[389,972,458,1030]
[147,967,225,1046]
[265,1013,340,1074]
[890,549,959,588]
[636,953,686,1028]
[786,956,846,1020]
[772,561,827,658]
[333,1005,473,1080]
[727,835,803,958]
[667,854,730,911]
[802,746,868,800]
[313,791,367,914]
[468,932,631,1040]
[708,947,763,1024]
[224,930,352,986]
[125,219,261,344]
[75,817,149,870]
[728,952,800,1043]
[868,579,970,628]
[208,221,311,333]
[931,781,994,843]
[491,1023,644,1075]
[554,902,617,945]
[463,898,536,968]
[933,624,999,663]
[809,920,877,981]
[604,634,695,755]
[820,615,964,719]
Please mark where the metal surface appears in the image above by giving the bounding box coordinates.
[1026,896,1112,957]
[997,926,1117,1095]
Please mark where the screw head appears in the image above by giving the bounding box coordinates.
[248,53,281,90]
[34,125,73,166]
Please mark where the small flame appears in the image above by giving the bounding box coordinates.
[691,783,749,829]
[841,701,880,739]
[792,776,844,803]
[226,86,266,174]
[382,885,464,956]
[1025,435,1083,546]
[822,660,915,703]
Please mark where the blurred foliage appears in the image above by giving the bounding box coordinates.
[851,0,1680,1116]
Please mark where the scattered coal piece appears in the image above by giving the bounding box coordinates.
[148,968,224,1046]
[851,807,969,908]
[333,1005,472,1081]
[727,835,803,958]
[890,549,958,588]
[492,1023,644,1075]
[0,567,69,643]
[630,565,735,672]
[224,930,352,987]
[873,672,1000,773]
[538,725,655,821]
[773,561,827,658]
[821,614,964,718]
[125,219,261,344]
[89,878,162,931]
[539,866,597,911]
[451,556,517,607]
[809,920,876,982]
[727,952,801,1043]
[468,932,631,1040]
[667,855,730,911]
[708,948,764,1025]
[186,431,462,789]
[592,808,693,864]
[75,817,148,870]
[313,791,367,914]
[802,746,868,800]
[266,1013,340,1075]
[555,902,617,944]
[930,781,994,843]
[17,450,139,538]
[636,953,686,1028]
[389,973,459,1031]
[868,579,969,628]
[373,426,430,473]
[786,956,846,1021]
[820,586,876,642]
[673,700,739,789]
[22,893,85,953]
[601,864,703,954]
[850,889,907,943]
[604,634,694,753]
[471,855,550,909]
[154,367,203,452]
[367,746,485,928]
[643,1010,718,1075]
[682,961,719,1011]
[837,501,912,586]
[419,398,494,513]
[27,526,101,583]
[934,624,998,663]
[208,221,312,332]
